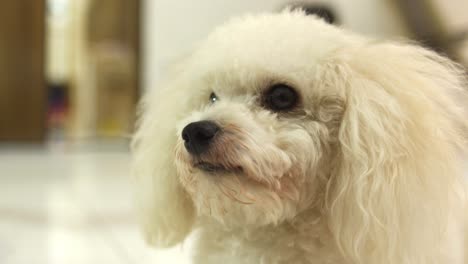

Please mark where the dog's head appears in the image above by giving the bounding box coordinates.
[133,11,467,263]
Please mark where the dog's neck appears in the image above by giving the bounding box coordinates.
[193,207,344,263]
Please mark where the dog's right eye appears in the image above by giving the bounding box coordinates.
[263,84,298,112]
[209,92,218,104]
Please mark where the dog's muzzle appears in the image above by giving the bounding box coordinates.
[182,120,220,155]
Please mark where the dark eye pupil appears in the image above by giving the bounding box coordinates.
[209,92,218,103]
[265,84,297,111]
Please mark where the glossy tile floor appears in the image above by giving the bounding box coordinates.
[0,143,191,264]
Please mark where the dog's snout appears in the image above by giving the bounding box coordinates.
[182,121,220,155]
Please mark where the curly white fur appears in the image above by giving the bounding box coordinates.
[132,11,468,264]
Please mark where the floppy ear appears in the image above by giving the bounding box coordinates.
[324,43,467,263]
[132,74,195,247]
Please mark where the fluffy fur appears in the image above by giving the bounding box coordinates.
[132,11,468,264]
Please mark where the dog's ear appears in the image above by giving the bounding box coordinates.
[324,43,467,263]
[132,75,195,248]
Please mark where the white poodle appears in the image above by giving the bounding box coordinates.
[132,11,468,264]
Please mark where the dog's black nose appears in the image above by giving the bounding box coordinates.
[182,121,220,155]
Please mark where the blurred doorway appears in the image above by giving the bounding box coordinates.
[46,0,140,141]
[0,0,140,143]
[0,1,46,141]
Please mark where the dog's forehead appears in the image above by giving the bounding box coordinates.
[190,12,355,89]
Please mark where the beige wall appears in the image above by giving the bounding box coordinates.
[432,0,468,32]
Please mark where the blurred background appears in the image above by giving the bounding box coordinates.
[0,0,467,263]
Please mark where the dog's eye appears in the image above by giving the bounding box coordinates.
[264,84,298,111]
[209,92,218,104]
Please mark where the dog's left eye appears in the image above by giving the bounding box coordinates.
[209,92,218,103]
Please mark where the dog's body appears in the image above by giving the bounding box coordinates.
[192,209,467,264]
[133,11,468,263]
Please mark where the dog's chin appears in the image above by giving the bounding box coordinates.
[176,159,302,228]
[184,173,299,228]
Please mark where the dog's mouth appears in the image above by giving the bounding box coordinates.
[195,161,243,174]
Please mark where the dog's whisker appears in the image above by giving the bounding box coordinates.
[219,181,255,205]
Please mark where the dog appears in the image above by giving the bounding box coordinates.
[132,10,468,264]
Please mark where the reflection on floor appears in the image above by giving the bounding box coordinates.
[0,144,191,264]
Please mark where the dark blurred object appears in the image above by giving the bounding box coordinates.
[395,0,468,67]
[0,0,46,141]
[47,82,69,139]
[289,3,338,24]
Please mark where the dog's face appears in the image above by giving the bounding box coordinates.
[175,76,335,227]
[134,11,466,261]
[173,14,350,227]
[173,71,343,228]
